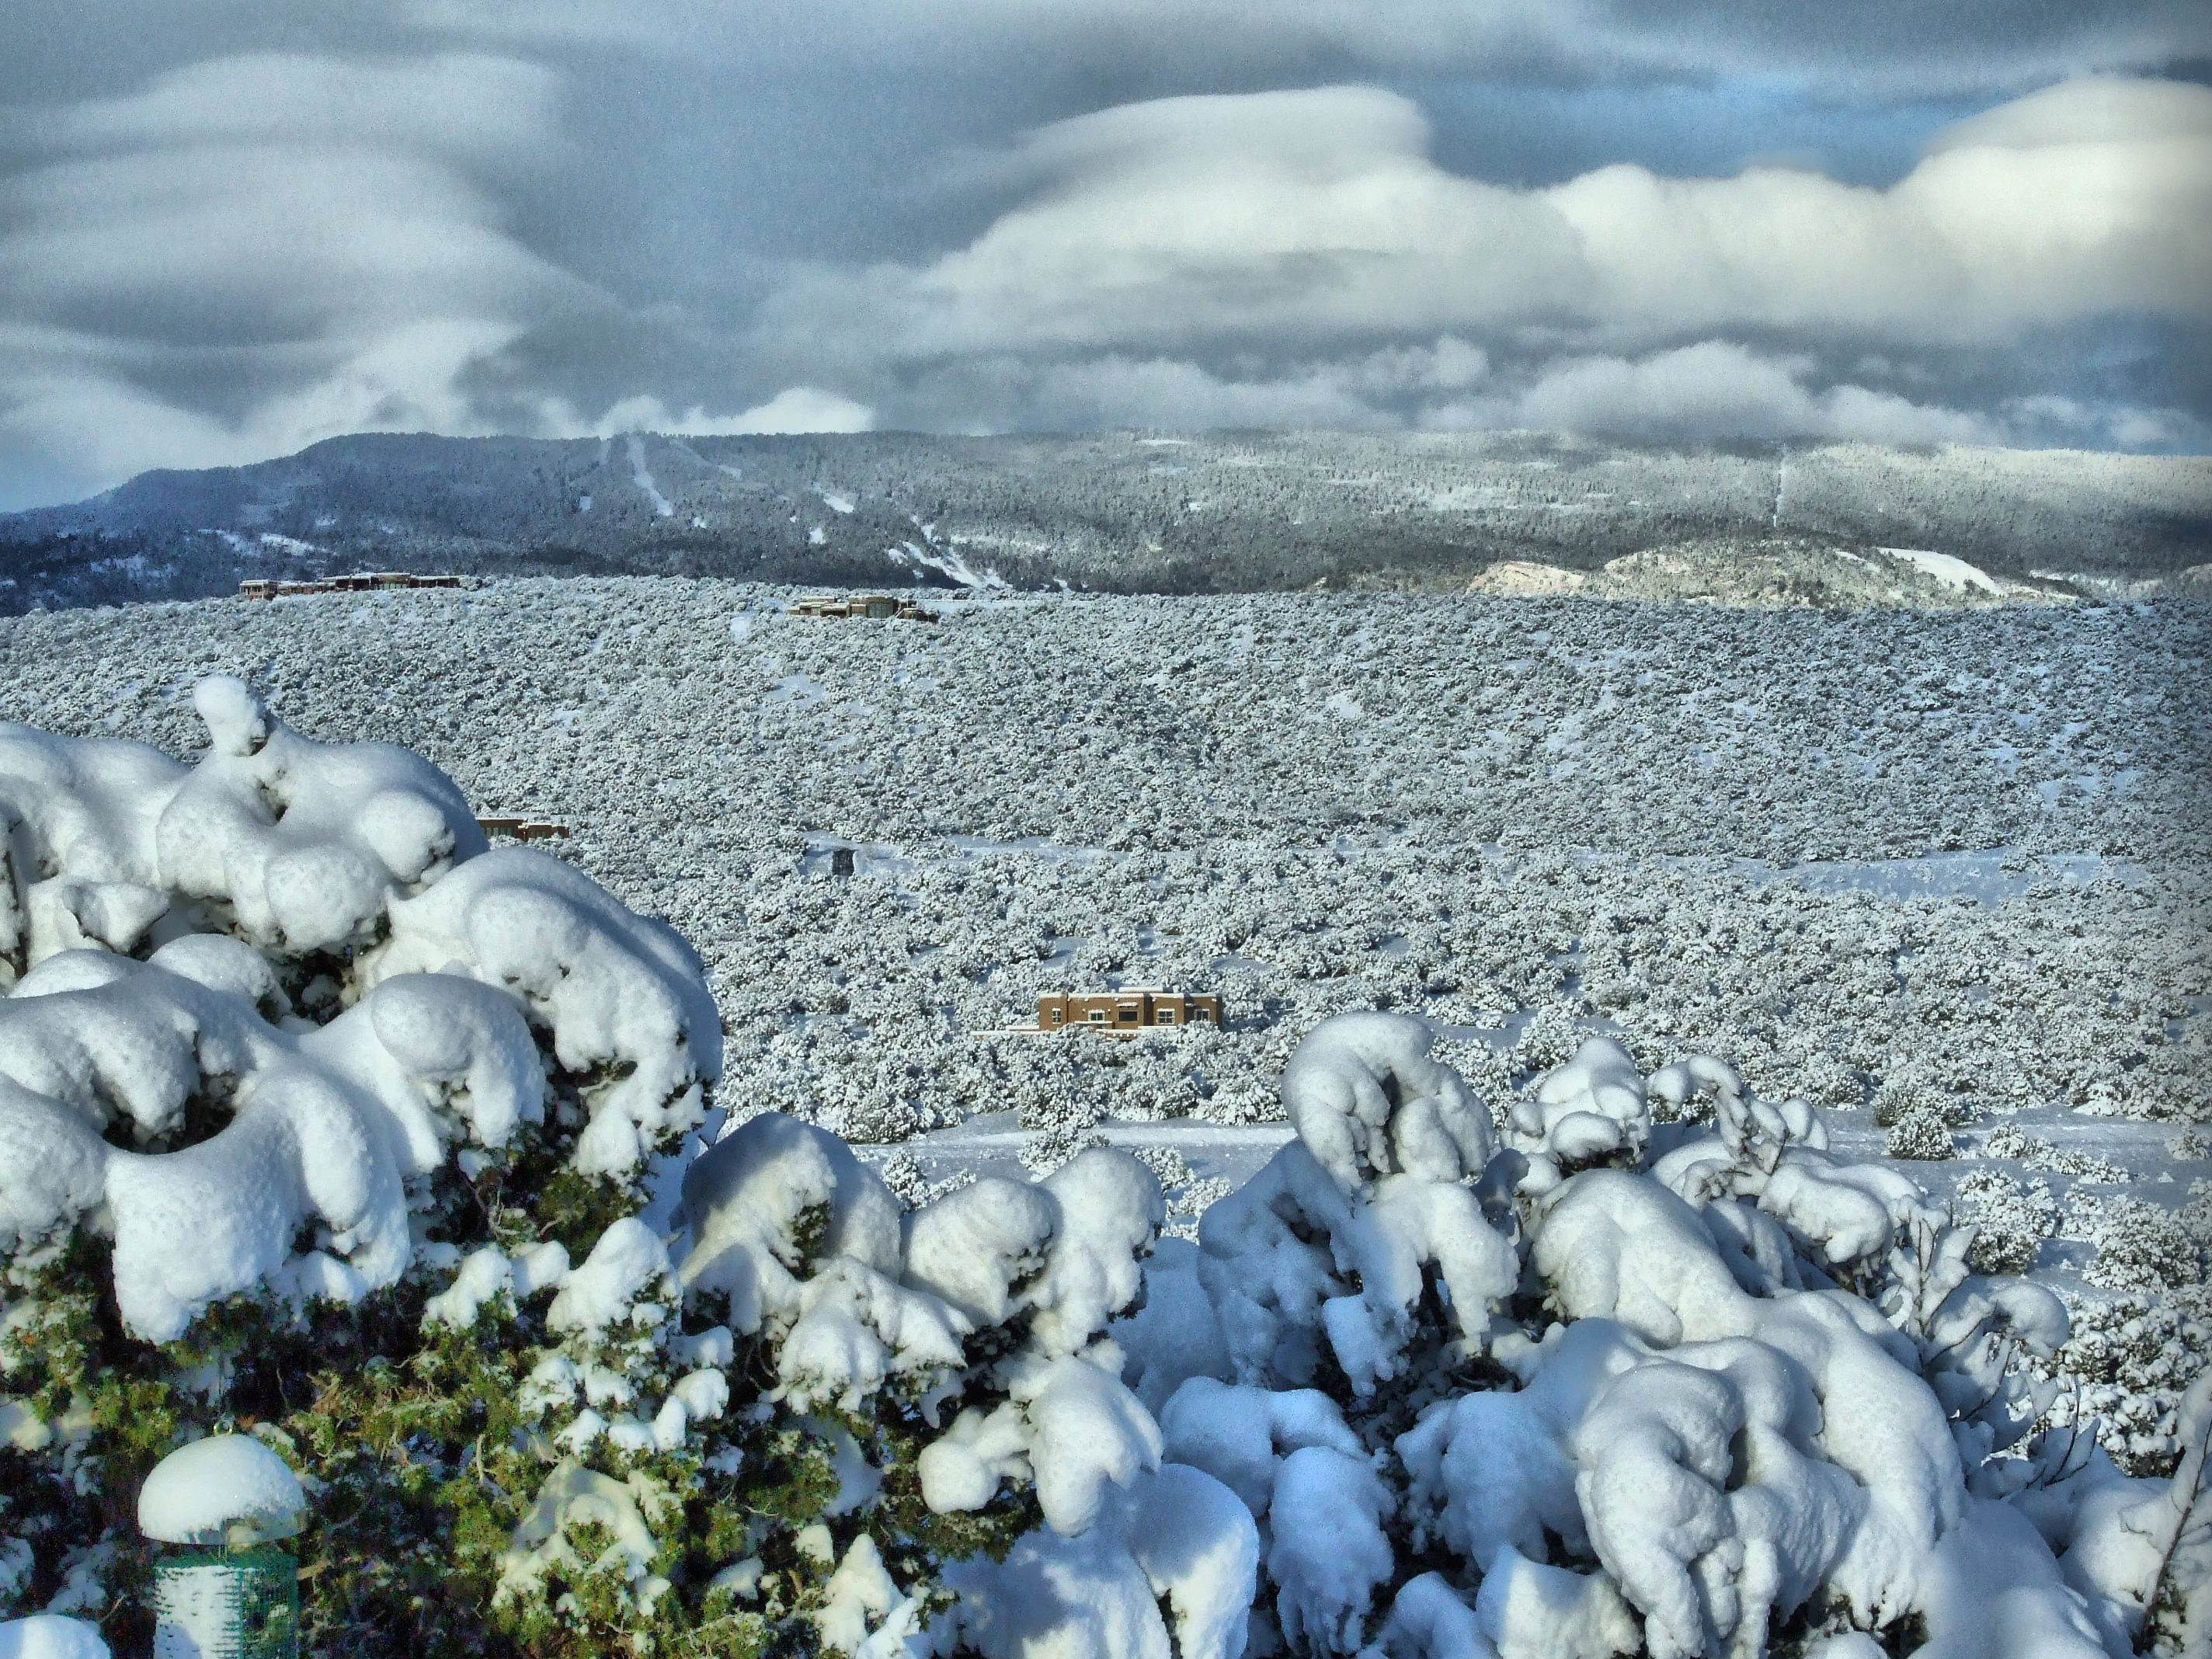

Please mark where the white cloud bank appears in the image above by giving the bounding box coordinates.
[579,387,877,438]
[751,74,2209,448]
[0,61,2204,506]
[769,76,2212,357]
[0,53,585,501]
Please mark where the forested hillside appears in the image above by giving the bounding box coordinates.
[3,431,2206,612]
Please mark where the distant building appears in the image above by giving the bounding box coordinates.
[791,593,937,622]
[239,572,465,599]
[1035,989,1223,1035]
[476,816,569,841]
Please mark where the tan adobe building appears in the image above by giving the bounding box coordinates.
[1036,989,1223,1035]
[476,816,570,842]
[791,593,937,622]
[240,572,464,599]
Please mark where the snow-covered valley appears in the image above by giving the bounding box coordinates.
[3,578,2200,1145]
[2,579,2209,1658]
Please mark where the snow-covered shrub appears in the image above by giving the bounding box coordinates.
[1105,1011,2190,1659]
[1873,1076,1973,1132]
[5,654,2207,1655]
[2086,1198,2204,1293]
[2043,1292,2212,1476]
[1953,1168,2057,1275]
[1984,1122,2137,1184]
[1887,1101,1961,1160]
[5,581,2207,1141]
[0,685,739,1648]
[0,688,1169,1657]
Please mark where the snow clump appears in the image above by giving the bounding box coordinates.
[136,1434,305,1546]
[1098,1013,2208,1659]
[0,1618,108,1659]
[0,680,720,1341]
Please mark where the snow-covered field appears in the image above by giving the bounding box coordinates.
[9,578,2210,1410]
[2,579,2210,1656]
[3,580,2200,1154]
[1,585,2206,1269]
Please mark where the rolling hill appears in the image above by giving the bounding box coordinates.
[2,429,2207,612]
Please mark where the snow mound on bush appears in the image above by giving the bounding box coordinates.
[1091,1013,2177,1659]
[137,1432,305,1546]
[356,849,720,1174]
[0,682,722,1339]
[0,1616,109,1659]
[0,676,482,972]
[0,958,541,1338]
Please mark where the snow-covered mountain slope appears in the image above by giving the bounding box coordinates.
[2,431,2206,613]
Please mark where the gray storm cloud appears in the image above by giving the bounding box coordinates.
[0,53,584,491]
[409,0,2210,100]
[0,16,2206,508]
[742,76,2209,443]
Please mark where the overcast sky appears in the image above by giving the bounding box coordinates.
[1,1,2207,509]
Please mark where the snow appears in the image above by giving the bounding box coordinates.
[628,434,675,517]
[1911,1497,2110,1657]
[0,1619,108,1659]
[496,1458,674,1614]
[1158,1379,1361,1516]
[1368,1574,1494,1659]
[423,1243,515,1328]
[937,1463,1257,1659]
[1087,1010,2194,1658]
[679,1111,906,1334]
[1278,1012,1493,1191]
[0,951,572,1338]
[1507,1035,1650,1167]
[679,1116,1163,1424]
[900,1174,1058,1326]
[0,600,2207,1656]
[137,1433,305,1546]
[5,582,2201,1150]
[1473,1545,1640,1659]
[1012,1353,1162,1535]
[1882,548,2004,594]
[0,676,727,1339]
[1267,1445,1395,1656]
[1025,1149,1165,1357]
[814,1535,909,1654]
[883,535,1003,590]
[359,847,722,1174]
[547,1217,670,1334]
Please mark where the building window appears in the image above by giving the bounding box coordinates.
[1118,1007,1139,1021]
[1155,1008,1175,1024]
[1088,1010,1107,1023]
[1050,1009,1064,1024]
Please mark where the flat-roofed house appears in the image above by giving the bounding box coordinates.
[791,593,938,622]
[1035,989,1223,1035]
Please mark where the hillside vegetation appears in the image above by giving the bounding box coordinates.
[3,432,2207,613]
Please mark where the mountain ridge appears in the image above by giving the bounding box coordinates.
[3,429,2207,613]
